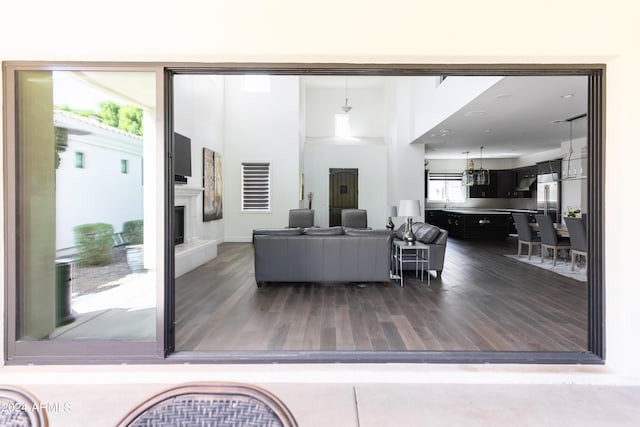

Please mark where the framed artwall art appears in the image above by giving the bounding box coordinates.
[203,147,222,221]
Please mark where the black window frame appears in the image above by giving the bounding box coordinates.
[2,62,604,365]
[164,64,605,366]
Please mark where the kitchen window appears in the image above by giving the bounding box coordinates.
[427,172,466,202]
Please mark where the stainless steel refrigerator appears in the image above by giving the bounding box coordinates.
[537,173,560,222]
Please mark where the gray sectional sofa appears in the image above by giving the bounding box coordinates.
[252,227,393,287]
[252,222,448,287]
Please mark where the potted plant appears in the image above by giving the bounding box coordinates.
[123,220,144,272]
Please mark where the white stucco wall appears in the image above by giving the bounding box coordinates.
[55,132,143,251]
[1,0,640,394]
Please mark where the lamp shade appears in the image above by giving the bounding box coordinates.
[398,200,421,217]
[385,205,398,217]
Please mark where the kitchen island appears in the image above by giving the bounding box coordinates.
[426,208,515,240]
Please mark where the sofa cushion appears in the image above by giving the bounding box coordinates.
[304,226,344,236]
[414,223,441,244]
[253,228,303,236]
[344,228,393,236]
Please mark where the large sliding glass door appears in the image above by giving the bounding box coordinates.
[4,66,166,362]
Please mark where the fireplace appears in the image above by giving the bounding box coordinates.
[175,206,185,245]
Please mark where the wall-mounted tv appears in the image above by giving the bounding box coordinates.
[174,132,192,183]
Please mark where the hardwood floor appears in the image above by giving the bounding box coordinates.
[175,238,588,352]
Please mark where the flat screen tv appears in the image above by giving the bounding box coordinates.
[174,132,192,182]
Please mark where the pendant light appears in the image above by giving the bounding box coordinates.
[462,151,474,186]
[341,76,352,113]
[475,146,490,186]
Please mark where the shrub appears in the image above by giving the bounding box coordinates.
[122,219,144,245]
[73,223,114,266]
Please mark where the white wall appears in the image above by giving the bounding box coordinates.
[305,87,384,138]
[385,78,426,221]
[173,75,225,243]
[55,134,143,250]
[223,76,301,241]
[303,140,387,228]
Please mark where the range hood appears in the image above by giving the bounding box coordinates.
[515,176,536,191]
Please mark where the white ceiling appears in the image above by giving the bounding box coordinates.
[303,75,588,160]
[422,75,588,159]
[63,73,587,161]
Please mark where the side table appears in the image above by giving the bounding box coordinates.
[392,240,430,287]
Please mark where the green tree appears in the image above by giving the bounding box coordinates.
[99,101,120,128]
[119,105,144,136]
[55,102,144,137]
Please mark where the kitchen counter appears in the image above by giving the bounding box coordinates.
[440,209,512,215]
[426,209,511,240]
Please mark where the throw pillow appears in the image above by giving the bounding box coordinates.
[304,226,344,236]
[344,228,393,236]
[414,223,441,244]
[253,228,303,236]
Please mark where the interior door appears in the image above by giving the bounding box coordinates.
[329,168,358,226]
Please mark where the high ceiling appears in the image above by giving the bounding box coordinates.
[422,75,588,159]
[303,75,588,160]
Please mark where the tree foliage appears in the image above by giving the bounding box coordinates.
[56,102,144,136]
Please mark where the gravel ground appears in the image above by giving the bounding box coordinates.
[71,246,132,295]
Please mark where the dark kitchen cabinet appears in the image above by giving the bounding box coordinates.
[496,169,516,198]
[426,209,447,228]
[468,171,497,198]
[445,212,464,237]
[463,214,510,240]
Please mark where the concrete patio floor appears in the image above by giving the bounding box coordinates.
[4,365,640,426]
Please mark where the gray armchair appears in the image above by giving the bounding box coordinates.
[536,214,571,266]
[513,213,541,259]
[0,386,48,427]
[288,209,314,228]
[117,382,298,427]
[341,209,368,229]
[565,217,588,271]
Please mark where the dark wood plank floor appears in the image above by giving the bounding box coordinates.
[175,238,588,352]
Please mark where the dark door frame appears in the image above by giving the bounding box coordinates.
[329,168,359,227]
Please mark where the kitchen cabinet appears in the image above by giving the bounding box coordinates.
[463,213,510,240]
[445,212,464,237]
[496,170,516,198]
[468,171,498,198]
[426,209,447,228]
[435,209,510,239]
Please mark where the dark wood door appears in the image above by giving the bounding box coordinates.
[329,168,358,226]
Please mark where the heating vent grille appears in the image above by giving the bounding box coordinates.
[241,162,271,211]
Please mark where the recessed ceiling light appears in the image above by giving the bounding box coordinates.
[429,132,437,137]
[495,93,512,99]
[484,129,492,133]
[560,93,574,99]
[439,129,450,135]
[464,111,486,117]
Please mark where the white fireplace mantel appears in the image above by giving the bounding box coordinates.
[173,185,217,277]
[175,186,203,198]
[174,186,203,244]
